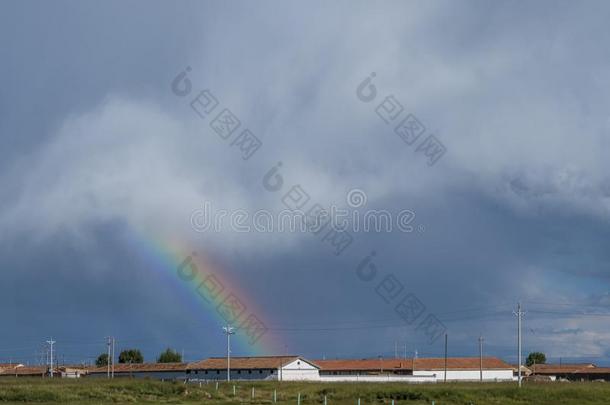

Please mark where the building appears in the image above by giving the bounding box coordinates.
[186,356,320,381]
[314,359,435,382]
[0,355,518,382]
[0,365,48,378]
[412,357,514,381]
[58,366,89,378]
[528,363,610,381]
[0,363,24,369]
[315,357,514,382]
[572,367,610,381]
[86,363,188,380]
[511,364,532,380]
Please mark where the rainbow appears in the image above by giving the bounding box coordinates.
[124,230,280,355]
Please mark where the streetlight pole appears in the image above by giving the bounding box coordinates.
[223,325,235,382]
[46,339,56,378]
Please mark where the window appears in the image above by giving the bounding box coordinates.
[205,371,208,374]
[259,370,263,374]
[248,370,252,374]
[216,370,220,374]
[238,370,241,374]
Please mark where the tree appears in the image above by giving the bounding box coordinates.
[95,353,109,367]
[157,348,182,363]
[526,352,546,367]
[118,349,144,364]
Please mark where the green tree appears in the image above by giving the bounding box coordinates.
[118,349,144,364]
[157,348,182,363]
[95,353,109,367]
[526,352,546,367]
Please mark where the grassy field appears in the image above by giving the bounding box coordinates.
[0,378,609,404]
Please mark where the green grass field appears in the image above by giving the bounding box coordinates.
[0,378,609,404]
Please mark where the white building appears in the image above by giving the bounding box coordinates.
[315,357,514,382]
[411,358,514,381]
[186,356,320,381]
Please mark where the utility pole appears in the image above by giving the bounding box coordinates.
[111,337,115,378]
[106,337,111,379]
[280,344,287,382]
[413,350,418,374]
[478,335,484,382]
[444,334,448,383]
[394,341,398,359]
[46,339,56,378]
[513,302,525,388]
[223,325,235,382]
[403,343,407,360]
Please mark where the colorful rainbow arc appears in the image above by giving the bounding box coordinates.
[124,230,281,355]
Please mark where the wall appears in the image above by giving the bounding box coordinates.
[319,374,436,383]
[280,359,320,381]
[413,369,513,381]
[187,369,277,381]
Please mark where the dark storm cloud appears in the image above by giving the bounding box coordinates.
[2,0,610,363]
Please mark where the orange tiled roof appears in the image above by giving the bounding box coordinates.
[187,356,305,370]
[0,363,23,369]
[573,367,610,374]
[0,366,46,376]
[87,362,188,374]
[530,363,595,374]
[314,359,410,371]
[414,357,513,370]
[315,357,513,371]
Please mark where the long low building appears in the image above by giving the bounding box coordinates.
[529,363,610,381]
[0,364,48,378]
[86,363,189,380]
[315,357,514,382]
[186,356,514,382]
[0,355,516,382]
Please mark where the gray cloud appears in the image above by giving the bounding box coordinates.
[2,0,610,364]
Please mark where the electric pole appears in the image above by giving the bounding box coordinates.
[223,325,235,382]
[111,337,115,379]
[478,335,484,382]
[394,341,398,359]
[106,337,111,379]
[444,333,448,383]
[513,302,525,388]
[46,339,56,378]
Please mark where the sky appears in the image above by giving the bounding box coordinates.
[2,0,610,366]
